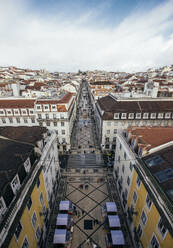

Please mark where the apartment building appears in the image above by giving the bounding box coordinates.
[114,127,173,248]
[95,94,173,151]
[0,92,77,152]
[0,127,59,248]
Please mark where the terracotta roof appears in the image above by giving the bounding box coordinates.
[0,99,35,108]
[36,92,73,104]
[127,127,173,149]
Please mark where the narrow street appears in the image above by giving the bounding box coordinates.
[45,82,134,248]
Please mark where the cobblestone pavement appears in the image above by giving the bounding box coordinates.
[71,84,99,153]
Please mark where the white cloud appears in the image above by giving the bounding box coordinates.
[0,0,173,72]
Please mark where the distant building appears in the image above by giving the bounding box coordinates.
[95,94,173,151]
[114,127,173,248]
[0,127,59,248]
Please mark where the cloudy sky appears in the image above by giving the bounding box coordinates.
[0,0,173,72]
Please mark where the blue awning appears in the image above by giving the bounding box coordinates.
[56,214,68,226]
[106,202,117,213]
[53,229,66,244]
[111,230,125,245]
[108,215,121,228]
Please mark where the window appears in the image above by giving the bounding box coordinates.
[124,152,127,160]
[151,235,160,248]
[53,114,56,119]
[27,197,32,210]
[114,121,118,126]
[9,118,13,123]
[136,113,141,119]
[46,121,50,126]
[122,164,125,173]
[40,193,43,205]
[51,105,56,110]
[54,122,57,126]
[38,114,42,119]
[2,118,6,123]
[118,155,120,163]
[46,114,49,119]
[24,118,28,123]
[114,113,119,119]
[151,113,156,119]
[121,113,127,119]
[137,224,142,238]
[143,113,149,119]
[146,194,152,209]
[31,118,35,123]
[7,110,12,115]
[129,162,133,171]
[107,130,110,134]
[36,105,41,110]
[105,144,109,149]
[16,117,20,123]
[14,110,19,115]
[114,129,117,134]
[60,114,64,119]
[11,176,19,188]
[158,218,167,238]
[136,176,141,187]
[62,130,65,135]
[165,112,171,119]
[107,121,111,126]
[61,121,65,126]
[37,178,40,188]
[0,110,4,114]
[14,222,22,239]
[22,110,27,115]
[36,226,41,240]
[127,176,130,186]
[32,212,37,228]
[128,113,134,119]
[113,137,116,142]
[22,237,29,248]
[29,110,34,114]
[44,105,49,110]
[133,191,137,203]
[141,210,147,225]
[158,113,164,119]
[105,137,109,143]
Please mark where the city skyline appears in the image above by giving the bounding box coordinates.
[0,0,173,72]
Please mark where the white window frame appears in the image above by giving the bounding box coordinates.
[158,113,164,119]
[150,234,160,248]
[151,113,156,119]
[114,113,120,119]
[44,104,49,111]
[29,109,34,115]
[143,113,149,119]
[36,105,41,111]
[121,113,127,119]
[0,109,5,116]
[21,109,27,116]
[51,105,57,111]
[13,109,20,116]
[128,113,134,119]
[6,109,12,116]
[141,210,147,225]
[136,113,141,119]
[11,175,20,194]
[165,112,171,119]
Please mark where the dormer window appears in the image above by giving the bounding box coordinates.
[36,105,41,110]
[29,109,34,115]
[143,113,149,119]
[114,113,120,119]
[121,113,127,119]
[150,113,156,119]
[14,109,19,115]
[158,113,164,119]
[21,109,27,115]
[6,109,12,115]
[136,113,141,119]
[44,105,49,111]
[128,113,134,119]
[0,109,5,115]
[11,175,20,194]
[51,105,57,111]
[165,112,171,119]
